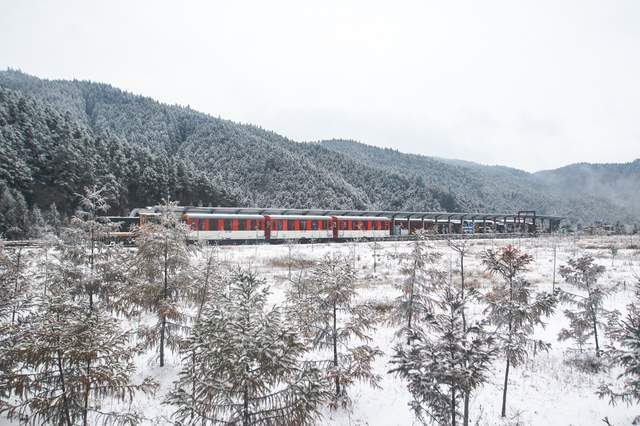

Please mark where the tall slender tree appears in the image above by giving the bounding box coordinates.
[482,245,557,418]
[129,200,193,367]
[389,233,442,344]
[303,252,382,408]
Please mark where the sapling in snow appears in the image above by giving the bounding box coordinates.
[557,254,613,357]
[166,269,326,425]
[482,245,557,418]
[389,232,442,344]
[598,277,640,409]
[0,188,157,426]
[128,200,194,367]
[390,281,496,426]
[303,252,382,409]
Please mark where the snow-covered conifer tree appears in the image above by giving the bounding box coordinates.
[598,277,640,409]
[305,252,382,408]
[557,254,612,357]
[0,188,156,426]
[482,245,557,418]
[128,200,193,367]
[390,284,495,426]
[166,269,326,425]
[389,233,442,344]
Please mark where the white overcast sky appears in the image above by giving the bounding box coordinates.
[1,0,639,172]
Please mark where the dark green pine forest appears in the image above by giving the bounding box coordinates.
[1,69,638,238]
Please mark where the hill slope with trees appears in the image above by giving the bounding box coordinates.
[0,69,637,238]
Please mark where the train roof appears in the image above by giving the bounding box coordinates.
[334,215,390,221]
[265,214,332,220]
[182,213,265,220]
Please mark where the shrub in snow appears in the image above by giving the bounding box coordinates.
[166,269,326,425]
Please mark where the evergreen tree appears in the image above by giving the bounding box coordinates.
[304,252,382,408]
[166,269,326,425]
[129,200,193,367]
[0,190,156,425]
[482,245,557,418]
[390,284,496,426]
[598,278,640,409]
[388,234,442,344]
[0,284,157,425]
[557,255,611,357]
[46,202,62,236]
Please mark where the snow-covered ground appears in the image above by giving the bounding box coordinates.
[123,234,638,425]
[3,234,639,425]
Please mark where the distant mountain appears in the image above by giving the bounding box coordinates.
[318,139,638,224]
[0,69,637,239]
[535,160,640,217]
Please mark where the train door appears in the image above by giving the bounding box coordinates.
[264,216,271,241]
[330,217,339,240]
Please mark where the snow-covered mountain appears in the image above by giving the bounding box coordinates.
[1,69,638,226]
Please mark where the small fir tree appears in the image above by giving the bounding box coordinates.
[557,255,612,357]
[304,252,382,408]
[482,245,557,418]
[166,269,326,425]
[389,233,442,344]
[390,284,496,426]
[597,278,640,408]
[129,200,193,367]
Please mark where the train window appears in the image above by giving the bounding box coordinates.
[209,219,217,231]
[258,220,264,230]
[224,219,232,231]
[277,220,284,231]
[287,220,295,231]
[309,220,316,230]
[238,219,245,231]
[318,220,324,230]
[198,219,205,231]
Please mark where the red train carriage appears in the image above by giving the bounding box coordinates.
[264,215,333,241]
[182,213,266,241]
[331,216,390,240]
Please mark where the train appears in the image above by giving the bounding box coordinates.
[105,207,547,244]
[107,212,392,243]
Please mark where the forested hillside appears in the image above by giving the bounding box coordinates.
[0,69,638,238]
[319,140,638,224]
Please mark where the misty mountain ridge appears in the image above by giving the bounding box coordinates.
[0,69,637,229]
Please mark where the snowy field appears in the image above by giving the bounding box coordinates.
[126,234,638,426]
[3,234,639,425]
